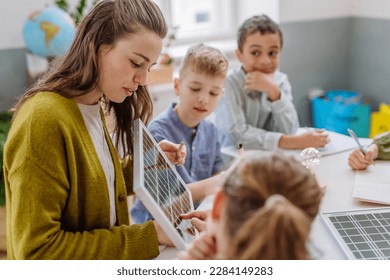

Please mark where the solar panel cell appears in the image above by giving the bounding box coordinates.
[133,119,198,250]
[321,207,390,259]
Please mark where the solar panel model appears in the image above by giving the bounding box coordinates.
[133,118,198,250]
[321,207,390,259]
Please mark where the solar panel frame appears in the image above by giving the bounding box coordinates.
[133,118,198,250]
[321,207,390,260]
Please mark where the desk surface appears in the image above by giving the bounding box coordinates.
[158,139,386,260]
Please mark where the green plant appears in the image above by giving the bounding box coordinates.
[55,0,99,25]
[0,112,12,206]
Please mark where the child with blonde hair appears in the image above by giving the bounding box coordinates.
[131,43,229,223]
[178,151,323,260]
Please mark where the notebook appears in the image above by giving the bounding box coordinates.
[352,161,390,205]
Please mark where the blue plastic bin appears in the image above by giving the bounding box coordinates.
[312,90,370,137]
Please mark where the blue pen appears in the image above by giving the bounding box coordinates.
[347,128,367,155]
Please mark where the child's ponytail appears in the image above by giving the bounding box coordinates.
[221,152,323,260]
[226,194,311,259]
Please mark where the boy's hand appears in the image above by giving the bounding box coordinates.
[158,139,186,166]
[244,71,280,101]
[280,129,330,149]
[298,129,330,149]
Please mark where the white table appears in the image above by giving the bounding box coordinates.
[158,138,387,259]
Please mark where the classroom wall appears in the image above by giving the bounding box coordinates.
[348,17,390,109]
[0,0,278,112]
[280,0,352,22]
[279,18,352,126]
[278,0,390,126]
[1,0,390,126]
[0,49,28,109]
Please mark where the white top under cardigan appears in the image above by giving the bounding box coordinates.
[77,103,116,228]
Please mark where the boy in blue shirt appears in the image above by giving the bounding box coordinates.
[214,15,329,151]
[131,43,228,223]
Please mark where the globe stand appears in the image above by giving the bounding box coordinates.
[25,52,49,85]
[299,148,326,191]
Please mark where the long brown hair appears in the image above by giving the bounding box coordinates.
[222,152,322,259]
[12,0,167,157]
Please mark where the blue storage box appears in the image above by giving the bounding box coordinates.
[312,90,370,137]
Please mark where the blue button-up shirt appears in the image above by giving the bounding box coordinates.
[131,103,223,224]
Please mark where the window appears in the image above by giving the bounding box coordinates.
[153,0,279,60]
[155,0,236,43]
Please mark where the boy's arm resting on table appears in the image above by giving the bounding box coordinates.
[279,130,330,150]
[215,80,295,150]
[268,92,299,135]
[269,76,328,150]
[270,75,299,134]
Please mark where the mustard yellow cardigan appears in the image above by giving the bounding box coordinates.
[4,92,159,259]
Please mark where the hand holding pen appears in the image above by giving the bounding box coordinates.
[175,141,186,163]
[158,139,186,166]
[347,129,366,155]
[347,128,379,170]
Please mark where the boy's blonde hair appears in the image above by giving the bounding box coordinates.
[222,152,322,260]
[179,43,228,79]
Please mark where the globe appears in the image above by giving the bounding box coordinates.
[23,6,76,58]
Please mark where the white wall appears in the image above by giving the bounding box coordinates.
[279,0,353,23]
[238,0,279,23]
[0,0,85,50]
[280,0,390,23]
[2,0,390,50]
[352,0,390,19]
[2,0,275,51]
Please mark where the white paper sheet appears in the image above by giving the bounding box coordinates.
[352,161,390,205]
[221,129,364,159]
[295,128,362,157]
